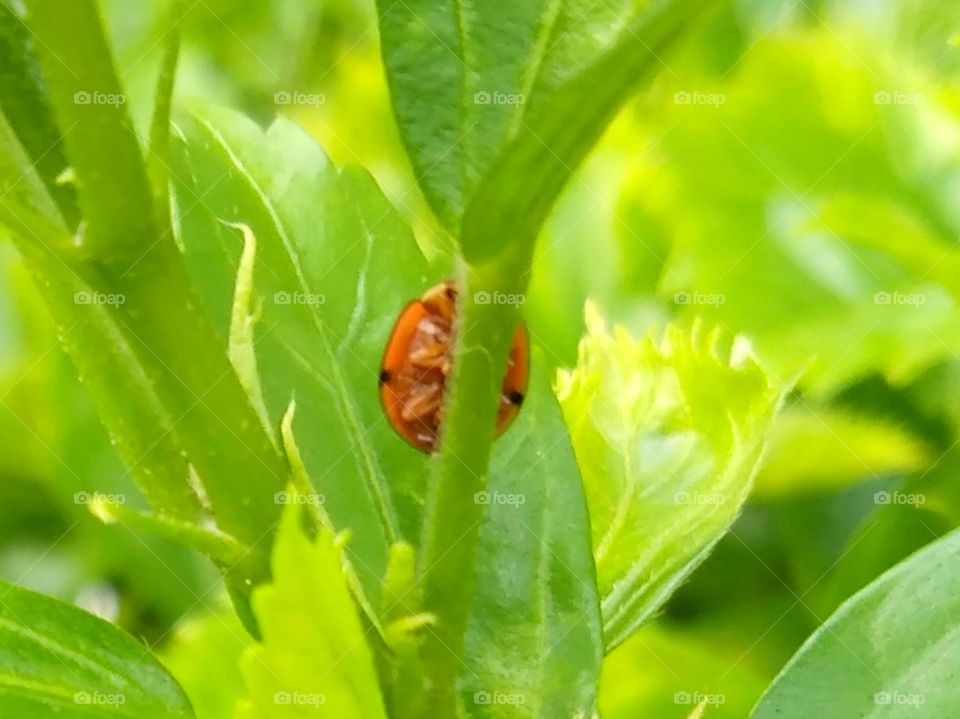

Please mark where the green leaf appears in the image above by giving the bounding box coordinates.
[814,449,960,618]
[169,106,435,609]
[461,358,602,718]
[458,0,718,266]
[0,579,194,718]
[380,542,428,718]
[162,611,251,719]
[236,501,387,719]
[753,528,960,717]
[557,306,783,651]
[376,0,714,241]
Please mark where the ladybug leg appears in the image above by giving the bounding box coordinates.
[399,381,443,423]
[409,342,450,370]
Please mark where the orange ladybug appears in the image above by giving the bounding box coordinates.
[379,280,529,453]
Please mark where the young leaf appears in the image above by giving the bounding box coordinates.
[169,107,435,609]
[461,359,602,718]
[557,307,783,651]
[0,580,194,718]
[236,501,387,719]
[162,611,251,719]
[753,528,960,717]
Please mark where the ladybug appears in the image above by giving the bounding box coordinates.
[379,280,529,453]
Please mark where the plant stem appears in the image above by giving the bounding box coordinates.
[415,261,523,716]
[21,0,287,559]
[23,0,154,260]
[89,241,288,549]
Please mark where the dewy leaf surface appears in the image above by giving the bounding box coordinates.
[557,306,783,650]
[0,580,194,718]
[236,502,387,719]
[462,358,602,718]
[170,107,435,611]
[753,528,960,718]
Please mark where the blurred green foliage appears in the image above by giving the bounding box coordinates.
[1,0,959,716]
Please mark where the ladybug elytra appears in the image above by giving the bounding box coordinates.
[379,280,529,453]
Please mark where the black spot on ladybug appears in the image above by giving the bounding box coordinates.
[379,369,392,385]
[444,285,456,299]
[507,390,524,406]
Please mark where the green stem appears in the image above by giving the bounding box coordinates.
[90,499,251,566]
[0,3,80,226]
[20,0,287,560]
[411,2,722,710]
[87,241,288,549]
[147,0,183,215]
[23,0,154,260]
[415,262,523,716]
